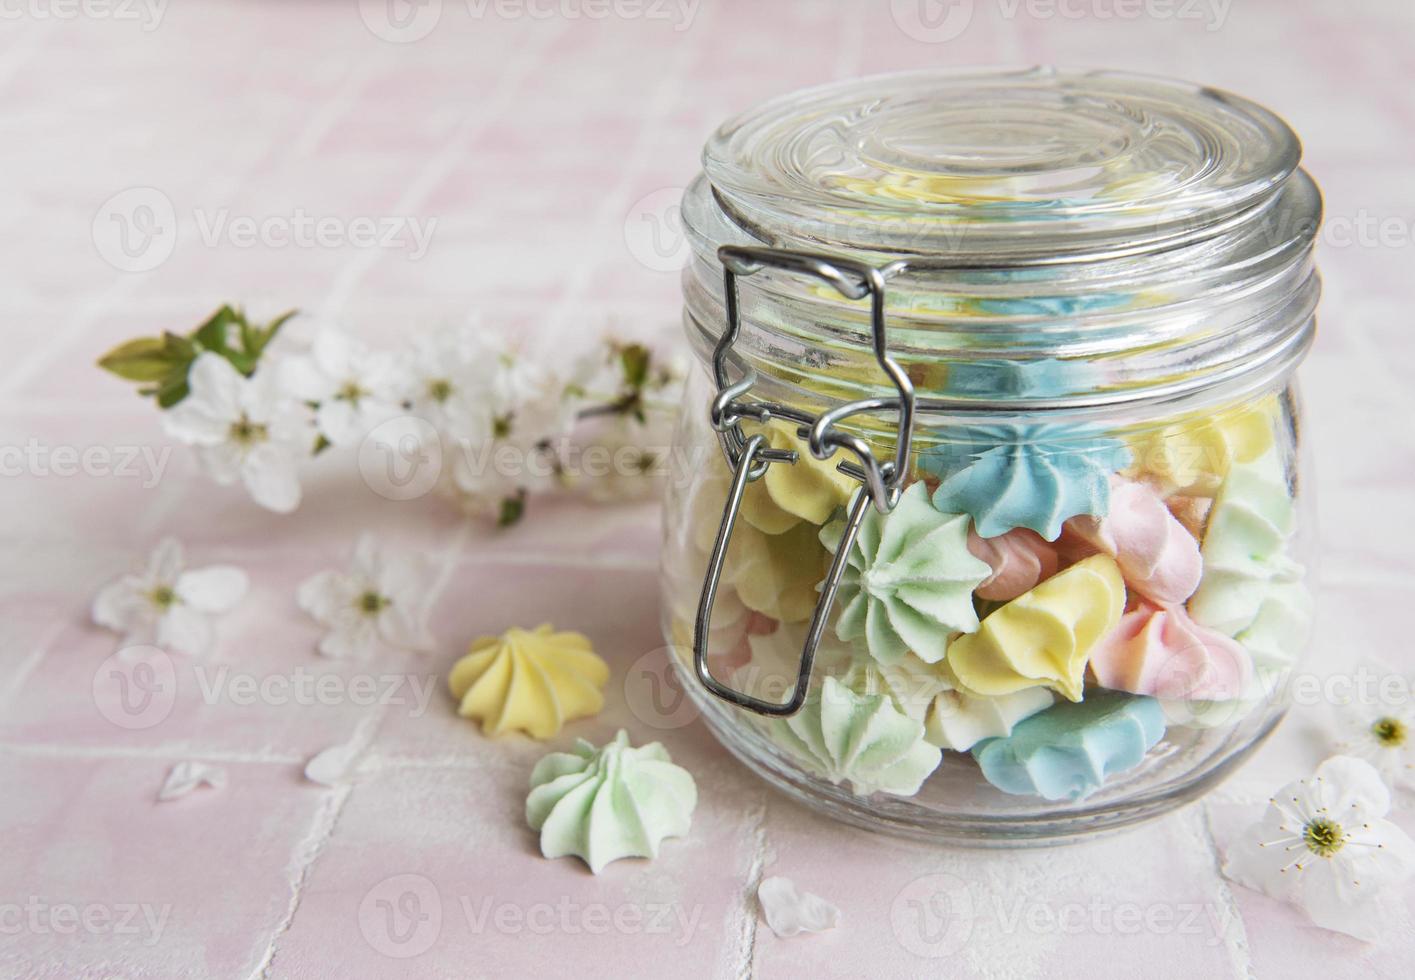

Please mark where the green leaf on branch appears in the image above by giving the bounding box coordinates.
[96,304,299,408]
[497,491,527,527]
[96,337,176,382]
[619,342,651,391]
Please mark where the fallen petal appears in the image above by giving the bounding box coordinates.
[758,876,841,938]
[158,761,227,802]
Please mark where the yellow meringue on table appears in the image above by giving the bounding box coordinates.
[448,624,609,739]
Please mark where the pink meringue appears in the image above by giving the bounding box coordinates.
[1064,478,1201,604]
[966,528,1060,602]
[1090,601,1253,701]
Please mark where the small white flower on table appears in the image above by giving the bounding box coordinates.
[1335,702,1415,792]
[397,325,497,433]
[285,330,406,446]
[92,537,248,656]
[1223,755,1415,941]
[297,534,437,660]
[163,352,310,512]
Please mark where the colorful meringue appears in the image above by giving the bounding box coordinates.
[925,424,1130,540]
[1188,453,1303,636]
[730,520,829,623]
[967,527,1060,602]
[972,692,1166,801]
[947,555,1126,702]
[1089,601,1253,701]
[822,483,991,664]
[448,625,609,739]
[925,676,1054,752]
[764,676,942,796]
[1126,398,1275,495]
[526,730,697,873]
[739,419,858,534]
[1063,477,1202,605]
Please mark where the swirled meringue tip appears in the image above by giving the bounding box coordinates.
[823,482,990,665]
[526,730,697,874]
[739,419,858,533]
[1089,600,1254,701]
[946,554,1126,703]
[923,424,1129,541]
[967,526,1060,602]
[1063,477,1202,605]
[766,676,942,797]
[448,624,609,739]
[972,692,1166,801]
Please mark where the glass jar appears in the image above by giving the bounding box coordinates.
[660,68,1319,843]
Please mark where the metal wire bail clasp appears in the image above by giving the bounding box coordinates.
[693,246,918,717]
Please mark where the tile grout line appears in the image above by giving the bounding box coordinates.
[248,511,473,979]
[1189,804,1257,979]
[726,794,769,980]
[536,22,703,352]
[317,22,569,321]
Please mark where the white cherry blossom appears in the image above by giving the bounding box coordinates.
[1223,755,1415,941]
[163,353,309,512]
[297,535,436,660]
[1334,703,1415,792]
[92,537,248,656]
[285,330,406,446]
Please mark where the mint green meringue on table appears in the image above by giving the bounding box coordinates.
[820,482,990,664]
[971,692,1166,801]
[923,424,1131,541]
[526,730,698,874]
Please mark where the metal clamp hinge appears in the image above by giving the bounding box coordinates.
[692,246,918,717]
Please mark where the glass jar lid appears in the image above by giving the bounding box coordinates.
[703,67,1301,261]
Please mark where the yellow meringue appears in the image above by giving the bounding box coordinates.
[448,624,609,739]
[739,419,858,533]
[1124,397,1277,496]
[947,555,1126,702]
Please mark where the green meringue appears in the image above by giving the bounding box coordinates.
[1188,453,1304,636]
[821,482,991,664]
[763,676,942,797]
[526,730,697,874]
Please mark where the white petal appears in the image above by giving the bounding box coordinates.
[297,570,356,624]
[317,623,379,660]
[241,450,301,513]
[351,534,383,580]
[280,353,335,403]
[192,442,244,485]
[158,761,227,801]
[92,578,146,633]
[305,740,361,785]
[164,354,244,444]
[758,877,841,938]
[314,399,362,445]
[1314,755,1392,816]
[147,537,186,582]
[157,606,213,656]
[177,566,249,612]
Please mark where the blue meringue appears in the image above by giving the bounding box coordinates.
[923,424,1129,540]
[971,692,1165,801]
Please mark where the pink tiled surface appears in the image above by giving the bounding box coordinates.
[1,1,1413,977]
